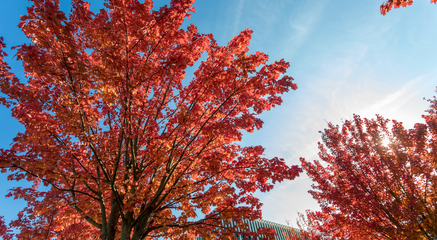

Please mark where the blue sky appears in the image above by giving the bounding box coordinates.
[0,0,436,231]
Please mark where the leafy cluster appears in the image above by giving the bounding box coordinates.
[380,0,437,15]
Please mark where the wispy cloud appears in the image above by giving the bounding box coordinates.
[362,76,423,116]
[283,2,326,59]
[232,0,245,35]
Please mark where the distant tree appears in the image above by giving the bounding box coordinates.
[380,0,437,15]
[283,213,312,240]
[284,211,343,240]
[300,91,437,239]
[0,0,301,239]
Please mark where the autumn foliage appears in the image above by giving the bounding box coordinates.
[0,0,301,239]
[300,92,437,239]
[380,0,437,15]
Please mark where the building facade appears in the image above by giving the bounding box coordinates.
[197,219,301,240]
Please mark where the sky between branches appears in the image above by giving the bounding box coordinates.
[0,0,436,228]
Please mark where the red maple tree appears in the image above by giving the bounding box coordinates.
[380,0,437,15]
[0,0,301,239]
[300,91,437,239]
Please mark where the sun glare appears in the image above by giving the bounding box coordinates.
[382,138,390,147]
